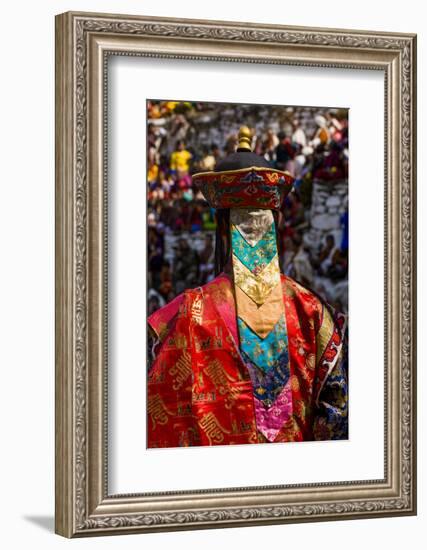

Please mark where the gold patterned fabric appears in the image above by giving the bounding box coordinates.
[232,253,280,306]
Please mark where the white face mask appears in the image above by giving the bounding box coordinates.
[230,208,274,247]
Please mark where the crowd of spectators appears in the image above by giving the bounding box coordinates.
[147,100,349,315]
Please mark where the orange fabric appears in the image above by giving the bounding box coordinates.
[234,283,283,339]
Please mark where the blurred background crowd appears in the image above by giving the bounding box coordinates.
[147,100,349,316]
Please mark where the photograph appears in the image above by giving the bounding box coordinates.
[146,100,349,448]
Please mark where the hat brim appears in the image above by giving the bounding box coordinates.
[192,166,294,211]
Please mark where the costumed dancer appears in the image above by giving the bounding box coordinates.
[147,126,348,447]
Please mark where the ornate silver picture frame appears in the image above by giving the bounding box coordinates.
[55,11,417,537]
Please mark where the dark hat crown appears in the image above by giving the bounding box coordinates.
[215,150,272,172]
[215,125,272,171]
[192,125,295,211]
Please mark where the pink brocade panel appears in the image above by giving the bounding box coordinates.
[253,381,293,442]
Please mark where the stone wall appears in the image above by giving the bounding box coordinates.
[304,179,348,253]
[302,178,349,311]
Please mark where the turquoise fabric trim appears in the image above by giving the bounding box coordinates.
[237,315,289,373]
[231,222,277,274]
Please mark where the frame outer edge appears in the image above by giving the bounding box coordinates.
[413,34,417,514]
[54,10,417,537]
[409,34,417,514]
[61,10,417,40]
[55,12,75,538]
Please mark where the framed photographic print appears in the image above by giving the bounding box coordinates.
[55,11,417,537]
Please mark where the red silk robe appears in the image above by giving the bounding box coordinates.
[147,273,347,447]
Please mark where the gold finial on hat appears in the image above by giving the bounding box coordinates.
[237,126,252,152]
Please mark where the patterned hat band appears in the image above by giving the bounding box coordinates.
[192,167,294,211]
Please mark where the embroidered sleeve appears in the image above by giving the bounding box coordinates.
[148,293,184,342]
[146,292,197,448]
[313,304,348,441]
